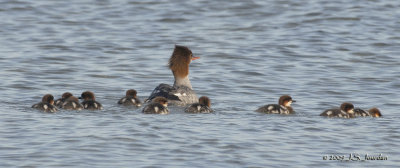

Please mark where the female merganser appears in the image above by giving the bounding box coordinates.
[185,96,214,113]
[62,96,83,110]
[118,89,142,107]
[55,92,73,108]
[255,95,295,114]
[320,102,355,118]
[146,45,199,106]
[354,107,382,117]
[32,94,58,112]
[79,91,103,110]
[142,96,169,114]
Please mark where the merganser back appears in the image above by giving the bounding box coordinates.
[32,94,58,112]
[185,96,214,113]
[118,89,142,107]
[79,91,103,110]
[255,95,295,114]
[320,102,355,118]
[146,45,199,106]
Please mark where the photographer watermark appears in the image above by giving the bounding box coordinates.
[322,153,388,161]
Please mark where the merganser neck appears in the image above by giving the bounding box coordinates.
[173,76,192,89]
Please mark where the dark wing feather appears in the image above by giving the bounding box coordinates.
[146,83,181,102]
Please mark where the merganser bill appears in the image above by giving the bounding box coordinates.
[32,94,58,112]
[142,96,169,114]
[146,45,199,106]
[255,95,295,114]
[118,89,142,107]
[79,91,103,110]
[320,102,355,118]
[185,96,214,113]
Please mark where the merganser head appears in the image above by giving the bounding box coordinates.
[340,102,354,114]
[153,96,168,107]
[278,95,295,107]
[42,94,55,105]
[168,45,199,78]
[199,96,211,107]
[126,89,137,98]
[368,108,382,117]
[61,92,73,100]
[80,91,96,101]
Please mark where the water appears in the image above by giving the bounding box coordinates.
[1,0,399,167]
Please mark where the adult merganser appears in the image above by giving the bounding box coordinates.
[55,92,73,108]
[142,96,169,114]
[32,94,58,112]
[354,107,382,117]
[79,91,103,110]
[62,96,83,110]
[255,95,295,114]
[185,96,214,113]
[146,45,199,106]
[118,89,142,107]
[320,102,355,118]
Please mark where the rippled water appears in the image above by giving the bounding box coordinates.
[1,0,400,167]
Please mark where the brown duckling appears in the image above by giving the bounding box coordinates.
[255,95,295,114]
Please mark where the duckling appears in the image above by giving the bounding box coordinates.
[320,102,355,118]
[142,96,169,114]
[185,96,213,113]
[62,96,83,110]
[55,92,73,108]
[79,91,103,110]
[354,107,382,117]
[118,89,142,107]
[255,95,295,114]
[32,94,58,112]
[368,108,382,117]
